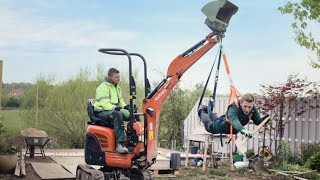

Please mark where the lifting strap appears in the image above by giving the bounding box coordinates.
[207,43,223,119]
[222,52,241,144]
[197,44,242,145]
[197,41,222,111]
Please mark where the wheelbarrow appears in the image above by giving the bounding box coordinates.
[21,128,51,158]
[24,136,51,158]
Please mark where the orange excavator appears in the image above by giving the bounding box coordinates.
[76,1,238,179]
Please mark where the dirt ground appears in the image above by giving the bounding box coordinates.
[1,137,318,180]
[0,156,76,180]
[1,157,318,180]
[158,163,285,180]
[0,157,52,180]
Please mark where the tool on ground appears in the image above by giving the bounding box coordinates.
[258,123,273,161]
[249,154,271,173]
[235,115,271,154]
[248,122,272,173]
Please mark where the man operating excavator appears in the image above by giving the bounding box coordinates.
[93,68,130,153]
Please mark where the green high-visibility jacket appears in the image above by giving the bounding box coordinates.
[94,82,126,111]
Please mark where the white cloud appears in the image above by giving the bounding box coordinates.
[0,8,137,53]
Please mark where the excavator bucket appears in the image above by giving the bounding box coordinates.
[249,154,271,174]
[201,0,238,32]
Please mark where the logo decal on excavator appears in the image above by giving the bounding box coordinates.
[155,89,167,101]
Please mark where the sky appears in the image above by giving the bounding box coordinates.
[0,0,319,94]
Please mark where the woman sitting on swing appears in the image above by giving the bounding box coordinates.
[198,93,263,137]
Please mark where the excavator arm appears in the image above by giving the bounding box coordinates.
[142,32,223,164]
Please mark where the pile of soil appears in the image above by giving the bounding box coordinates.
[20,128,48,138]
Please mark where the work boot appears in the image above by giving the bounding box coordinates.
[116,143,129,154]
[197,105,208,117]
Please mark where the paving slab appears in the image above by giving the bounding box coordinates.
[31,162,75,179]
[50,156,85,175]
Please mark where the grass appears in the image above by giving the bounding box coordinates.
[0,110,27,137]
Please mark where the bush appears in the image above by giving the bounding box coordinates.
[275,162,309,172]
[246,149,255,158]
[0,121,5,136]
[0,144,21,154]
[4,96,21,108]
[307,151,320,172]
[0,119,5,136]
[278,140,293,163]
[300,142,320,163]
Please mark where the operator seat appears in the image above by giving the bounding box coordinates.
[87,99,114,128]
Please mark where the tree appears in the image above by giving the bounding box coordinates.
[255,74,320,158]
[159,82,211,149]
[279,1,320,68]
[160,85,192,149]
[5,96,21,108]
[20,67,146,148]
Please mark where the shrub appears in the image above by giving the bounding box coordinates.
[307,151,320,172]
[0,144,21,154]
[0,120,5,136]
[278,140,293,163]
[276,163,309,172]
[300,142,320,164]
[246,148,255,158]
[0,119,6,136]
[4,96,21,108]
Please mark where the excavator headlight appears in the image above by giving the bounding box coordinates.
[201,0,238,33]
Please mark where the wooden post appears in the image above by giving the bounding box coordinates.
[211,140,214,169]
[230,140,234,170]
[185,139,189,167]
[0,60,3,110]
[35,83,39,128]
[21,155,26,176]
[202,141,208,172]
[211,137,217,169]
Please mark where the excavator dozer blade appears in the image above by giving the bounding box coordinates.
[201,0,238,32]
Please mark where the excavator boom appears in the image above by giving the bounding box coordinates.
[143,32,223,164]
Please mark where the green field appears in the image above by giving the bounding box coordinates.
[0,110,26,137]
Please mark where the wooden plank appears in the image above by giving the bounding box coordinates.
[14,161,21,177]
[31,162,75,179]
[152,169,178,178]
[150,155,170,170]
[50,156,85,175]
[274,171,309,180]
[21,155,26,177]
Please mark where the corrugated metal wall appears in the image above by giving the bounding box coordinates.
[183,97,320,154]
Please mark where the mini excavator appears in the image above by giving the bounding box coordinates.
[76,1,238,179]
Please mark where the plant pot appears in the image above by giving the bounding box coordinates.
[0,153,18,173]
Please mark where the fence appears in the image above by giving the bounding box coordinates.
[183,97,320,154]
